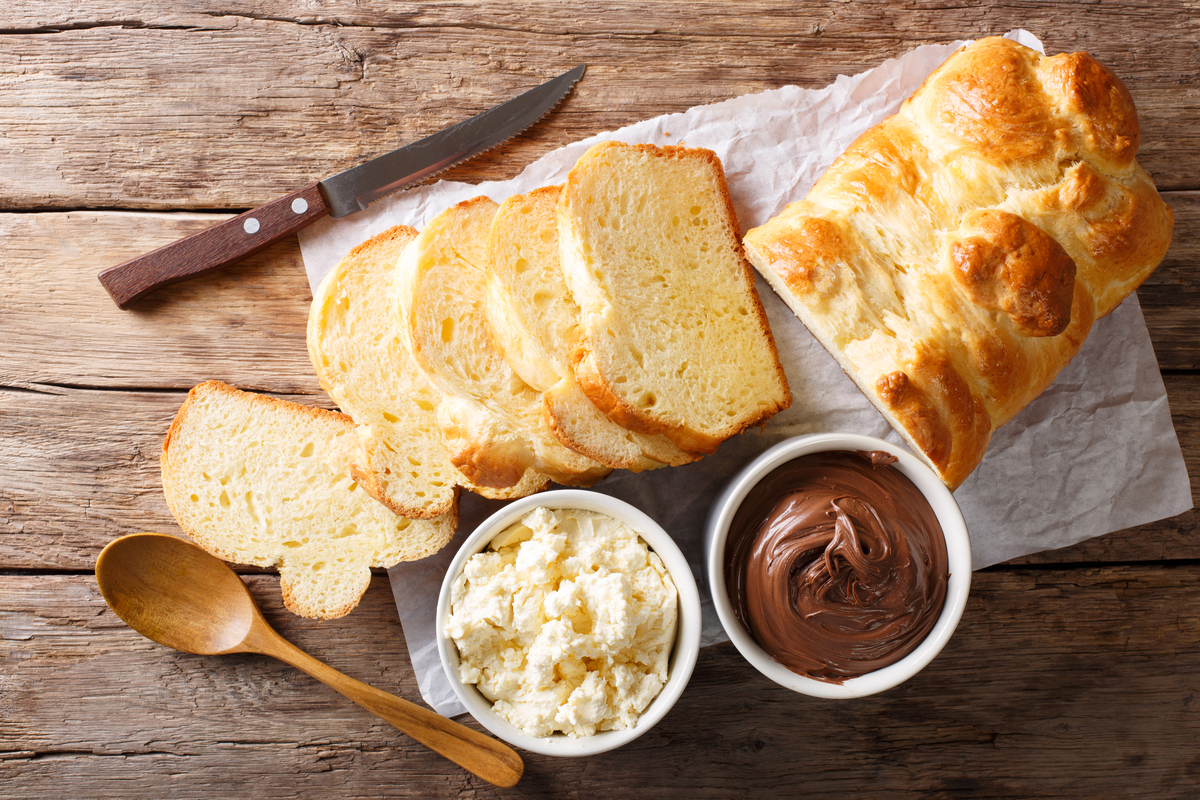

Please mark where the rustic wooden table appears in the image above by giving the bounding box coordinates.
[3,2,1197,797]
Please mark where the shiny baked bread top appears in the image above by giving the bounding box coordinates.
[744,37,1173,489]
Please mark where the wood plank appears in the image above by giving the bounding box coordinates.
[1,373,1196,571]
[1,197,1195,568]
[4,566,1200,797]
[1,190,1196,395]
[1144,192,1200,370]
[0,1,1197,211]
[0,211,322,393]
[8,0,1200,43]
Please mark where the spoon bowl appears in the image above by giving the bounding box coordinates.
[96,532,523,788]
[97,533,256,655]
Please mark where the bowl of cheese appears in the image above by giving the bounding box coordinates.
[436,490,702,756]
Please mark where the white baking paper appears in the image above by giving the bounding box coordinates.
[300,30,1194,716]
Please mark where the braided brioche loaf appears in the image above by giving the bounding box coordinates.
[744,37,1173,488]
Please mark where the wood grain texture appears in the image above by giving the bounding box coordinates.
[0,1,1197,212]
[1143,194,1200,370]
[0,373,1195,571]
[4,567,1200,798]
[0,387,331,570]
[2,2,1198,796]
[0,212,323,393]
[1,191,1196,396]
[93,533,523,786]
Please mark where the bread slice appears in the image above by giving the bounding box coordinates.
[307,225,458,517]
[307,224,546,512]
[160,380,457,620]
[394,196,612,488]
[485,185,694,471]
[557,142,792,455]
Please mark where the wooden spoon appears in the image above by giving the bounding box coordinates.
[95,532,523,788]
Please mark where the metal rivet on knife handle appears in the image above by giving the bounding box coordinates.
[97,64,586,309]
[97,183,330,310]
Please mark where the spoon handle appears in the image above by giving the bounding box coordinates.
[254,629,524,787]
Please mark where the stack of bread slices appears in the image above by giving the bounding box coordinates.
[314,139,792,517]
[161,140,793,618]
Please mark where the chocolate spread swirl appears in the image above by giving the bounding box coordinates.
[724,450,949,683]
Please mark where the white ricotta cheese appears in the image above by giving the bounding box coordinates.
[445,506,679,738]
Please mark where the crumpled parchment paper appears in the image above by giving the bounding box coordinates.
[298,30,1193,716]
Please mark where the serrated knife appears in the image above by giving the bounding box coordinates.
[98,64,586,309]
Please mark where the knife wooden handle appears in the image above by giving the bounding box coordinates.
[98,183,330,309]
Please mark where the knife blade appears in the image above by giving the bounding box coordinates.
[98,64,586,309]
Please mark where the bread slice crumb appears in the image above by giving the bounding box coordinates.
[160,380,457,620]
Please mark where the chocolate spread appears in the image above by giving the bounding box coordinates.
[724,450,949,683]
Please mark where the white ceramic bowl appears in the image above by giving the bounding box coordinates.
[704,433,971,699]
[436,489,702,756]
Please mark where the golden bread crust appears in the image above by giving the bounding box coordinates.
[484,183,693,470]
[950,210,1076,338]
[307,224,463,520]
[397,195,610,488]
[744,37,1172,488]
[161,380,458,620]
[559,141,791,457]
